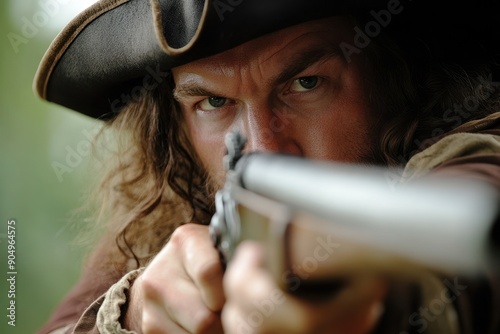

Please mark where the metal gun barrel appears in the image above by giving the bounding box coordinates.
[238,153,499,273]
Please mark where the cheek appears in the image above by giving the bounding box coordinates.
[322,111,373,162]
[183,113,228,185]
[303,73,375,162]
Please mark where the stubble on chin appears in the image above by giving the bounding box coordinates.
[202,167,225,207]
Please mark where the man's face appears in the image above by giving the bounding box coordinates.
[172,17,379,188]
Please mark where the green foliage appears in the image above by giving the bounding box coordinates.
[0,1,99,333]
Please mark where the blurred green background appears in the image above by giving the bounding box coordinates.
[1,1,100,333]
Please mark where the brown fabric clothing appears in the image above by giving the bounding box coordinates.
[39,113,500,334]
[370,119,500,334]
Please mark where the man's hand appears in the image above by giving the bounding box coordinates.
[125,224,225,333]
[222,241,388,334]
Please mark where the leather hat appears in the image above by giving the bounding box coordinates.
[34,0,500,119]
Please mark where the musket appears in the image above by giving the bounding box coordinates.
[209,132,500,292]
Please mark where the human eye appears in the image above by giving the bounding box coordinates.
[289,76,322,93]
[198,96,228,111]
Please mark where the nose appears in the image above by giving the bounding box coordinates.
[242,104,302,156]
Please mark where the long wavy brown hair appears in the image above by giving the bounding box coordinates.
[84,17,500,278]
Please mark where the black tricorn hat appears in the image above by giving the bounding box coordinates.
[34,0,500,119]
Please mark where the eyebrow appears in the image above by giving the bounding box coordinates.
[173,45,342,101]
[173,85,218,101]
[271,45,342,86]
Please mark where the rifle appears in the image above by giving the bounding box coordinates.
[209,132,499,293]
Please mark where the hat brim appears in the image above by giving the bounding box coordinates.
[34,0,500,119]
